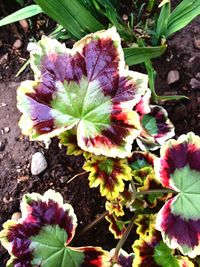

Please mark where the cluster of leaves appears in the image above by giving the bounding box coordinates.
[0,27,199,266]
[1,0,200,71]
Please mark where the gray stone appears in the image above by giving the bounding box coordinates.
[31,152,47,175]
[190,78,200,89]
[4,127,10,133]
[167,70,180,85]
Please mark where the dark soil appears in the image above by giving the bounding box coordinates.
[0,1,200,266]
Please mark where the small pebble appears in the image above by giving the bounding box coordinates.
[59,176,68,183]
[19,19,29,32]
[0,103,7,108]
[167,70,180,85]
[194,39,200,49]
[11,212,21,221]
[4,127,10,133]
[13,39,23,49]
[31,152,47,175]
[196,73,200,79]
[190,78,200,89]
[0,53,8,65]
[0,141,6,151]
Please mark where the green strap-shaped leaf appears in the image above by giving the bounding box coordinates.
[34,0,104,39]
[124,45,167,66]
[154,1,170,45]
[167,0,200,37]
[0,5,43,27]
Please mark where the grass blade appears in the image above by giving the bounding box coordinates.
[167,0,200,37]
[124,45,167,66]
[34,0,104,39]
[0,5,43,27]
[153,1,170,45]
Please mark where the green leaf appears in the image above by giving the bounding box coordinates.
[155,132,200,257]
[167,0,200,37]
[154,241,179,267]
[18,29,147,158]
[124,45,167,66]
[83,156,132,200]
[0,190,111,266]
[16,0,24,6]
[142,114,158,135]
[0,5,43,27]
[154,1,170,44]
[30,225,84,267]
[34,0,104,39]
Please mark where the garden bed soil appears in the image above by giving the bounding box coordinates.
[1,1,200,266]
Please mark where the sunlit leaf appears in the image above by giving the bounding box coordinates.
[154,1,170,44]
[167,0,200,37]
[133,215,194,267]
[0,190,110,266]
[59,129,91,158]
[17,27,148,158]
[0,5,42,27]
[135,214,156,239]
[106,214,126,239]
[83,156,132,200]
[110,249,134,267]
[34,0,104,39]
[128,152,172,208]
[155,132,200,258]
[124,45,167,66]
[105,198,124,217]
[135,91,175,151]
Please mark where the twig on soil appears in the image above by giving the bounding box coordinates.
[67,171,88,184]
[73,211,109,242]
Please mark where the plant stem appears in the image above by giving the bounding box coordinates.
[136,189,176,195]
[113,213,137,262]
[73,211,109,241]
[130,180,137,196]
[67,171,87,184]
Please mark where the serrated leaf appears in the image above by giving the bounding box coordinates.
[135,214,156,239]
[124,45,167,66]
[155,132,200,258]
[133,215,194,267]
[106,214,126,239]
[0,5,43,27]
[83,156,132,200]
[128,152,172,208]
[110,249,134,267]
[135,93,175,151]
[0,190,111,267]
[105,198,124,217]
[59,129,91,159]
[17,27,148,158]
